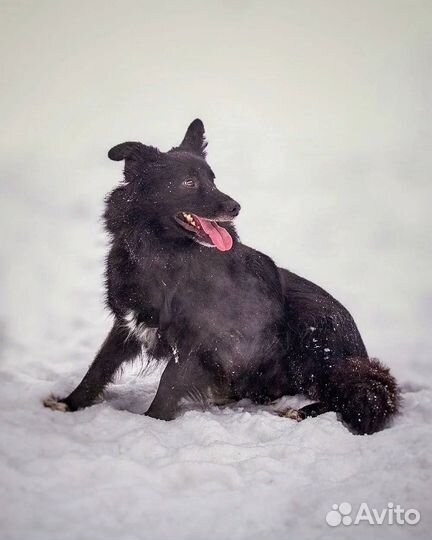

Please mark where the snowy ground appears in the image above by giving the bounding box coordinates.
[1,152,431,540]
[1,1,432,539]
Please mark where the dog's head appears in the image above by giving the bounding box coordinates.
[106,119,240,252]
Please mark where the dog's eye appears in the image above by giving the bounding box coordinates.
[182,178,198,188]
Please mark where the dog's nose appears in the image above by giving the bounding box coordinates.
[223,200,241,217]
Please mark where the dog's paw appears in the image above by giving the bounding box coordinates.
[43,396,70,412]
[277,407,306,422]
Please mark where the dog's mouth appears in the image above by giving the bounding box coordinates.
[174,212,233,251]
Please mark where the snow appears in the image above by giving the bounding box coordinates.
[1,1,432,539]
[2,361,432,540]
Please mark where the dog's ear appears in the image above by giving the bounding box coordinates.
[177,119,208,158]
[108,142,159,162]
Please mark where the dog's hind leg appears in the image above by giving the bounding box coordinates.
[44,321,141,412]
[273,401,330,421]
[276,407,306,421]
[298,402,331,418]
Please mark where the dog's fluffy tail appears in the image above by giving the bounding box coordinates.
[320,357,401,434]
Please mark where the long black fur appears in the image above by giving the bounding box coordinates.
[46,119,400,435]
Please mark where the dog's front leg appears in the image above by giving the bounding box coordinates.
[44,321,141,412]
[145,355,211,421]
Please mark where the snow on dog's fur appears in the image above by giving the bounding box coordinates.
[45,119,400,434]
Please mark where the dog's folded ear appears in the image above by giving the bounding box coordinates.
[176,118,208,158]
[108,142,159,162]
[108,142,143,161]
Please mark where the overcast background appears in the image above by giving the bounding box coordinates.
[1,0,431,382]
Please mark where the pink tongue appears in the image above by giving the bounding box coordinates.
[195,216,233,251]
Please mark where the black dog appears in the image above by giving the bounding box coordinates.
[44,119,400,434]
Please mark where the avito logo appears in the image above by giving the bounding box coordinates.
[326,502,420,527]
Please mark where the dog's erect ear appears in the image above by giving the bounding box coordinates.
[108,142,159,162]
[177,119,208,158]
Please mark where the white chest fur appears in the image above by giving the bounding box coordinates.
[123,310,158,350]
